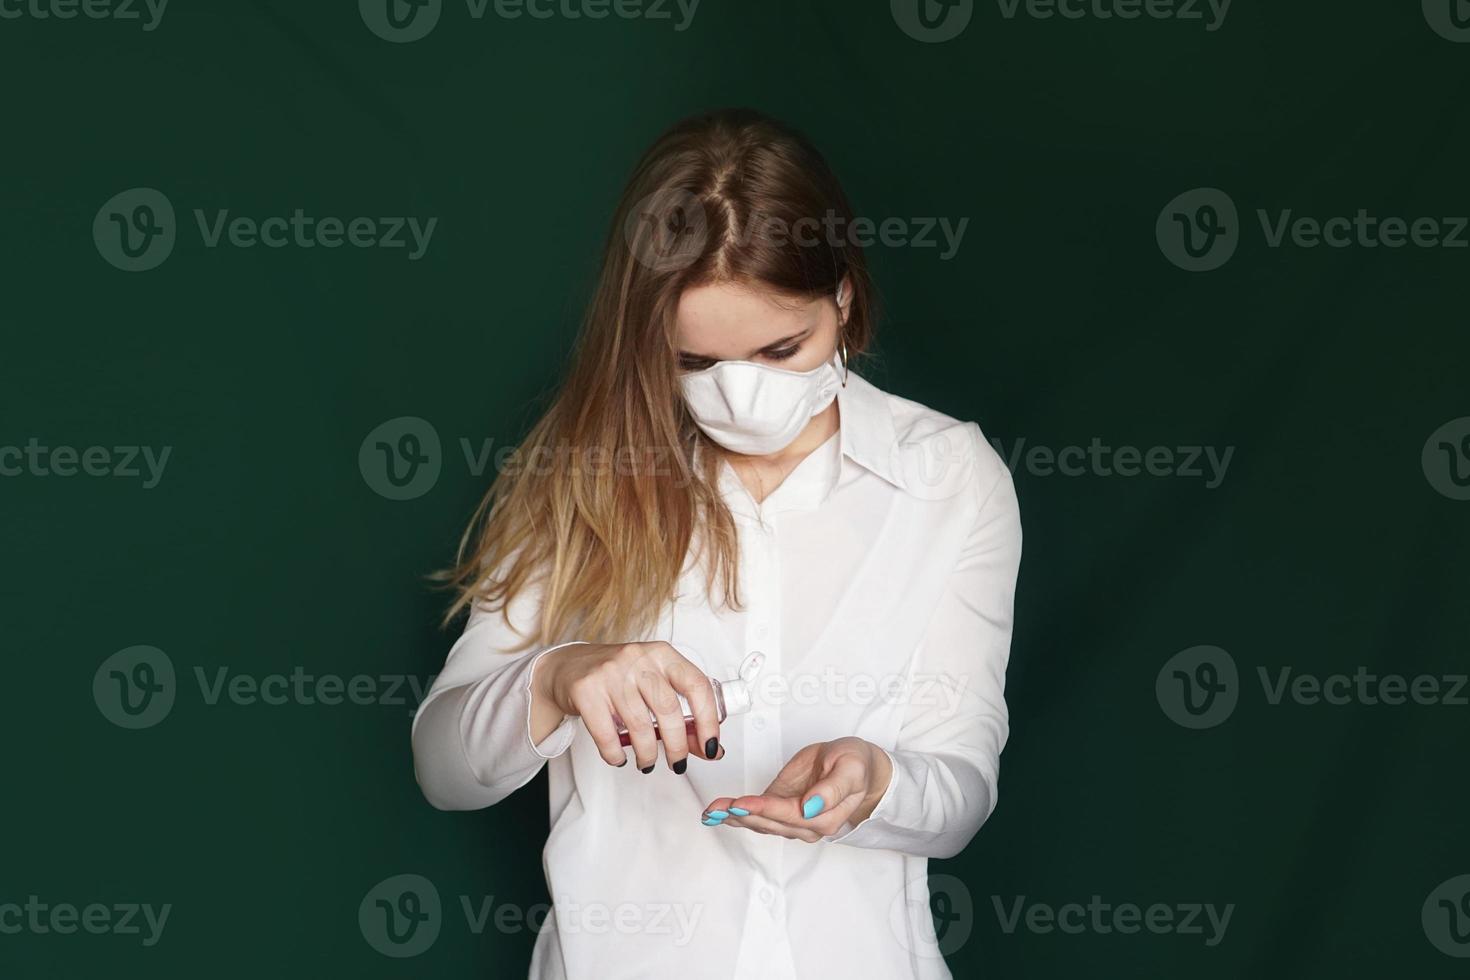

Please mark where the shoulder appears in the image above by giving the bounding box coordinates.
[877,384,1014,508]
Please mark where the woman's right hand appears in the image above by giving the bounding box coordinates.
[530,641,722,773]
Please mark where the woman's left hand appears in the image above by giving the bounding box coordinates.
[700,736,893,841]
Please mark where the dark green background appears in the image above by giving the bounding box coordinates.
[3,1,1467,976]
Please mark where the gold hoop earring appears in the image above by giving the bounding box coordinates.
[838,339,850,387]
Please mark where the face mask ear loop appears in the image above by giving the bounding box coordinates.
[834,282,851,387]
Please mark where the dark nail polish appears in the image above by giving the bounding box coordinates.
[640,764,655,774]
[673,758,688,775]
[705,737,719,758]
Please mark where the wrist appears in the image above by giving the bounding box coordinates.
[532,644,574,713]
[859,743,893,818]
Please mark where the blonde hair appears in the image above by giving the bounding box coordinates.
[438,108,876,648]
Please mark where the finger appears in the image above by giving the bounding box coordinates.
[666,655,721,760]
[800,753,869,823]
[699,796,737,827]
[638,671,689,773]
[572,691,628,767]
[612,682,658,773]
[721,811,820,842]
[733,791,860,839]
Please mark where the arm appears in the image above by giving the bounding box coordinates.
[827,431,1022,857]
[698,428,1023,855]
[410,576,587,812]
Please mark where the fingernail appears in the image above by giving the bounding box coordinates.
[616,759,627,767]
[701,817,723,826]
[802,795,825,819]
[705,737,719,757]
[728,807,749,817]
[640,764,655,774]
[705,810,729,820]
[673,758,688,775]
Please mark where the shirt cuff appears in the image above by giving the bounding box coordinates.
[523,641,586,760]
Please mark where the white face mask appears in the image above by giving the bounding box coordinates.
[680,345,844,456]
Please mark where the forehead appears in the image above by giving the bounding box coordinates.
[674,280,820,357]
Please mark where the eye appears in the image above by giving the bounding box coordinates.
[678,354,716,372]
[763,345,801,362]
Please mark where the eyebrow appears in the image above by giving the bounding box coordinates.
[678,328,811,361]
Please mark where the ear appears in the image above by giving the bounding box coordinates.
[835,275,852,325]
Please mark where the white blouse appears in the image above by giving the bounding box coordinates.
[411,369,1023,980]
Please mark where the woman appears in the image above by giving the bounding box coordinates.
[412,107,1022,980]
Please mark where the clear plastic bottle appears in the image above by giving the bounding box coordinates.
[616,651,764,746]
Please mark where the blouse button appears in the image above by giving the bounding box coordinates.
[752,716,766,732]
[759,887,774,905]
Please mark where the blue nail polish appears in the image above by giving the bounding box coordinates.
[705,810,729,820]
[802,795,825,819]
[728,807,749,816]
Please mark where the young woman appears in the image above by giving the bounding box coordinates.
[412,108,1022,980]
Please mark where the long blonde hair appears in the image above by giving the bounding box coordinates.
[438,108,876,648]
